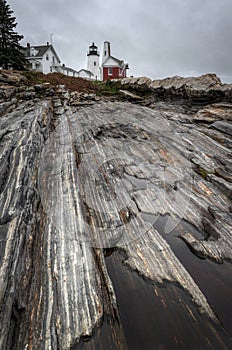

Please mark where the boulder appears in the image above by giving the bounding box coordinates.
[194,103,232,123]
[0,70,26,85]
[121,76,152,91]
[122,73,232,103]
[119,89,142,101]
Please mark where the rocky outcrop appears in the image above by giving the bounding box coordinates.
[193,103,232,123]
[119,89,143,101]
[121,74,232,103]
[0,71,232,349]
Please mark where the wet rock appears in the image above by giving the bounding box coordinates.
[182,204,232,263]
[0,71,232,350]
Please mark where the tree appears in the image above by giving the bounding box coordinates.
[0,0,26,70]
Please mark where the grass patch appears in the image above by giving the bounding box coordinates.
[23,70,48,84]
[22,71,99,93]
[94,80,121,95]
[22,71,123,95]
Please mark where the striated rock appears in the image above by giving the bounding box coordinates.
[208,174,232,198]
[182,205,232,263]
[0,85,16,100]
[121,76,152,91]
[0,71,232,349]
[193,103,232,123]
[150,74,221,90]
[69,91,99,106]
[211,120,232,136]
[0,70,27,85]
[121,73,232,103]
[119,89,142,101]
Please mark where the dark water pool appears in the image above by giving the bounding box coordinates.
[142,214,232,337]
[76,215,232,350]
[105,251,231,350]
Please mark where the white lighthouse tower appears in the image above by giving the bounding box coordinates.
[87,42,100,80]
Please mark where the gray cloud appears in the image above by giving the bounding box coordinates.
[8,0,232,82]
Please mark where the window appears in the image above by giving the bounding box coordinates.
[94,61,96,66]
[46,54,49,61]
[108,67,113,75]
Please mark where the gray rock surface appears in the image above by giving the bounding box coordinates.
[121,74,232,103]
[0,71,232,349]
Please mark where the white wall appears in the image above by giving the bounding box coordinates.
[87,55,101,80]
[103,56,121,67]
[78,70,92,79]
[102,42,110,64]
[41,47,60,74]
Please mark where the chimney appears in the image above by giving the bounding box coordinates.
[102,41,111,63]
[47,42,49,46]
[27,43,30,48]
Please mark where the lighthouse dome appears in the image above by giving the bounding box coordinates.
[87,42,99,56]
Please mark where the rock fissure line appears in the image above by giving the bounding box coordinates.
[0,71,232,349]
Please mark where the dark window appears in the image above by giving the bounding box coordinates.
[46,54,49,60]
[94,61,96,66]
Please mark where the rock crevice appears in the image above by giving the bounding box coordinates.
[0,71,232,349]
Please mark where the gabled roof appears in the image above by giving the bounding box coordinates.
[102,55,125,68]
[23,45,61,63]
[62,66,79,74]
[77,69,94,76]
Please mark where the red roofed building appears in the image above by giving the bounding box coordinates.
[102,41,129,81]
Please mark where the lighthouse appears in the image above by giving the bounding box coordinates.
[87,42,101,80]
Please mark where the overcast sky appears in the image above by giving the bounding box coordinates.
[8,0,232,82]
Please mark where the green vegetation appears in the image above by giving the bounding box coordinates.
[23,71,48,84]
[199,168,209,179]
[22,71,100,93]
[93,80,121,95]
[0,0,27,70]
[22,71,123,95]
[198,167,215,179]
